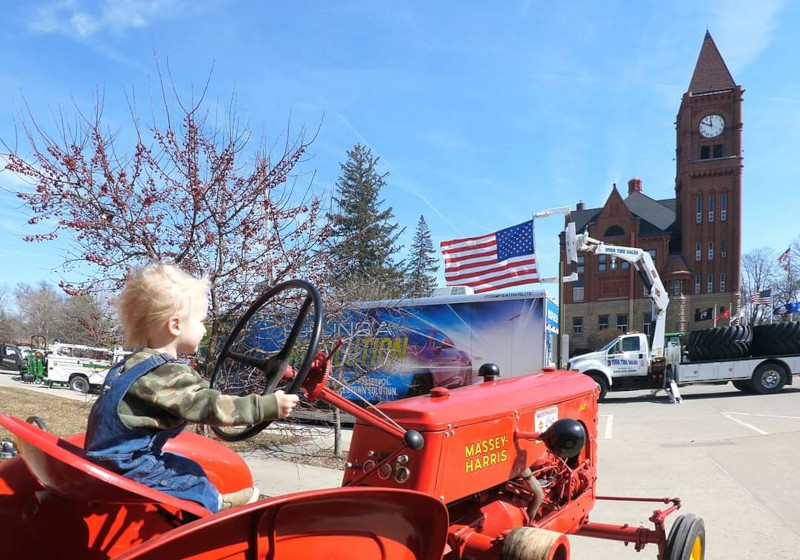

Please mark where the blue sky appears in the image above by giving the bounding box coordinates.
[0,0,797,301]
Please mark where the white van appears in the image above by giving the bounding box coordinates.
[45,343,129,393]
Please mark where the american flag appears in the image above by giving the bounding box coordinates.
[440,220,539,293]
[748,289,772,305]
[778,247,791,270]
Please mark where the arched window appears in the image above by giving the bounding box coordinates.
[604,225,625,237]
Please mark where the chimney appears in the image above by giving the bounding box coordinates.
[628,177,643,194]
[576,201,585,211]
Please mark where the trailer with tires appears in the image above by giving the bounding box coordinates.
[677,322,800,395]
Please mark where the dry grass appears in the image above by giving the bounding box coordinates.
[0,385,303,454]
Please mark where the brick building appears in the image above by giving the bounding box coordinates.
[561,32,743,354]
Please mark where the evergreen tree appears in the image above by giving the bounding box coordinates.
[328,144,404,296]
[405,215,439,297]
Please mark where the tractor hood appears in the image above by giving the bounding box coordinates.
[343,369,598,504]
[376,369,593,431]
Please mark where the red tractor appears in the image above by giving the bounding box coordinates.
[0,281,705,559]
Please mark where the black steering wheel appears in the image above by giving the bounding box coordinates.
[209,279,323,441]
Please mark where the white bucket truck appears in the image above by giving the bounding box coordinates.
[563,225,800,402]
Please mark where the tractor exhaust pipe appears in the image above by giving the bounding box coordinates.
[521,467,544,521]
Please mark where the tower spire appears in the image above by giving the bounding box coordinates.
[688,31,736,94]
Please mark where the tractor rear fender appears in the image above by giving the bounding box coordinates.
[116,487,449,560]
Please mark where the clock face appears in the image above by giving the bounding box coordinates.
[699,114,725,138]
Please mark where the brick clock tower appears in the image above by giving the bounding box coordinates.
[560,32,744,353]
[675,31,744,318]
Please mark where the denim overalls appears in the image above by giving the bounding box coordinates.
[84,353,220,513]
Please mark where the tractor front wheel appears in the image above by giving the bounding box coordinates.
[664,514,705,560]
[501,526,570,560]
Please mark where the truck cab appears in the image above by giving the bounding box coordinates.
[567,332,674,400]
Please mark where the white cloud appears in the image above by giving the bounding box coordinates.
[708,0,787,71]
[28,0,185,38]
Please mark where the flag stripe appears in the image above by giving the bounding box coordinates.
[445,253,536,276]
[471,277,542,293]
[445,255,536,277]
[444,255,498,270]
[446,261,538,283]
[443,246,498,265]
[441,241,498,259]
[454,270,542,290]
[440,233,496,249]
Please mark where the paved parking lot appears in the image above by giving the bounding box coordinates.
[570,384,800,559]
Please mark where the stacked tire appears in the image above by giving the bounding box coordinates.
[751,322,800,357]
[686,325,751,361]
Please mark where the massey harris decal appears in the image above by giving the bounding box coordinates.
[535,405,558,433]
[464,435,509,473]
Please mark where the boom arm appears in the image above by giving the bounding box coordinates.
[566,228,669,357]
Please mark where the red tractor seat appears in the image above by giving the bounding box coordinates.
[0,412,210,518]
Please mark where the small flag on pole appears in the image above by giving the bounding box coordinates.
[441,220,539,293]
[715,307,730,321]
[748,289,772,305]
[778,247,791,270]
[695,307,713,321]
[773,302,800,315]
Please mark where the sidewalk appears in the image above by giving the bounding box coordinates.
[241,420,353,496]
[243,454,344,496]
[0,370,92,402]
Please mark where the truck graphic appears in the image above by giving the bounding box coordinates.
[331,290,557,403]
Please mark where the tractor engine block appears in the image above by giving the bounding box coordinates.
[344,366,599,551]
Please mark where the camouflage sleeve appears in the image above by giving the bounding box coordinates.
[124,362,279,428]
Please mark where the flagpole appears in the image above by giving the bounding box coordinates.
[788,251,793,323]
[770,292,774,324]
[713,304,717,327]
[531,206,572,369]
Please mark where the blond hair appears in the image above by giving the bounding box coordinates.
[117,263,210,347]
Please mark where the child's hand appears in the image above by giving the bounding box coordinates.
[274,390,300,418]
